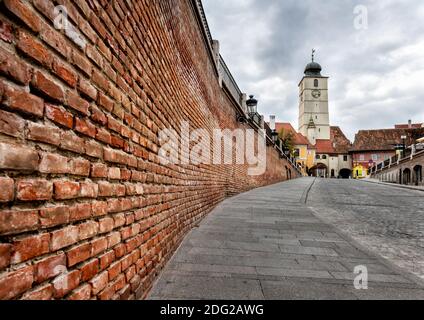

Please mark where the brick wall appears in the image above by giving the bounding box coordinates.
[0,0,298,300]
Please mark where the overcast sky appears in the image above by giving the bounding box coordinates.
[202,0,424,141]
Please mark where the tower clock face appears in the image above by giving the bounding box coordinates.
[312,90,321,99]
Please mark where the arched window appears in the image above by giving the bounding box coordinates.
[322,155,327,160]
[314,79,319,87]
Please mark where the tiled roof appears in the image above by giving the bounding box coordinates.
[331,126,351,154]
[351,129,415,152]
[315,139,335,154]
[394,123,423,129]
[275,123,310,146]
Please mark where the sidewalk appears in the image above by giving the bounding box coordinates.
[363,178,424,192]
[148,178,424,300]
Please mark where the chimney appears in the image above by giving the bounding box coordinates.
[408,119,412,129]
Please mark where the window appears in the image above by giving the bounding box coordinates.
[316,155,321,160]
[314,79,319,87]
[372,154,378,161]
[359,155,365,161]
[322,155,327,160]
[343,155,348,162]
[294,149,300,157]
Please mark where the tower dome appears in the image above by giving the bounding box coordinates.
[304,49,322,76]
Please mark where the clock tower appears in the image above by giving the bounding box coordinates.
[298,51,330,145]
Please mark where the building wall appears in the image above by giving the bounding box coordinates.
[352,151,395,178]
[0,0,299,300]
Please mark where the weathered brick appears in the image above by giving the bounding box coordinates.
[68,283,92,300]
[50,225,79,251]
[0,209,38,235]
[17,31,51,68]
[52,270,80,298]
[53,59,77,87]
[0,46,31,85]
[2,84,44,117]
[85,139,103,159]
[71,50,91,77]
[80,259,99,282]
[108,167,121,180]
[0,243,12,270]
[108,261,121,281]
[4,0,42,33]
[32,70,65,102]
[78,221,99,240]
[91,237,108,257]
[45,104,74,128]
[0,266,34,300]
[40,25,71,59]
[0,109,25,138]
[66,90,90,115]
[17,179,53,201]
[91,201,108,217]
[0,177,14,202]
[21,283,53,300]
[89,271,108,295]
[11,233,50,264]
[75,117,96,138]
[39,153,70,174]
[72,158,91,177]
[35,253,67,283]
[54,180,81,200]
[99,250,115,270]
[0,20,14,43]
[27,122,61,146]
[70,203,92,222]
[78,77,97,101]
[91,163,108,178]
[39,206,70,228]
[80,181,98,198]
[99,217,114,234]
[67,243,92,267]
[60,130,85,154]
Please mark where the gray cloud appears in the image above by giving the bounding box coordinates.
[203,0,424,140]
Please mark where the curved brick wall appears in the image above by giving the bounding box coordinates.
[0,0,298,300]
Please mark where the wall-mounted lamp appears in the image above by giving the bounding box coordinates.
[246,95,258,117]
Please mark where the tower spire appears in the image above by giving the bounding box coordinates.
[312,49,316,62]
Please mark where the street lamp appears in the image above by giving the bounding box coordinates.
[271,130,279,144]
[401,135,407,157]
[246,95,258,117]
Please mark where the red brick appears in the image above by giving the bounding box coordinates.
[99,283,115,300]
[32,0,55,21]
[79,259,99,282]
[80,181,99,198]
[92,69,109,92]
[3,84,44,117]
[0,243,12,270]
[0,209,38,235]
[108,167,121,180]
[32,70,65,103]
[108,261,121,281]
[87,45,103,68]
[96,127,112,144]
[0,142,39,171]
[70,203,92,222]
[85,140,103,159]
[17,179,53,201]
[53,59,77,87]
[68,283,92,300]
[72,158,91,176]
[0,20,14,43]
[45,104,74,128]
[126,265,136,282]
[78,221,99,240]
[114,243,126,259]
[107,231,121,248]
[91,163,108,178]
[108,198,122,214]
[4,0,42,33]
[39,153,70,174]
[21,284,53,300]
[0,177,14,202]
[0,109,25,138]
[54,180,81,200]
[17,30,52,67]
[12,233,50,264]
[91,237,108,256]
[50,225,79,251]
[52,270,80,298]
[71,50,91,77]
[35,253,67,283]
[75,117,96,138]
[89,271,108,295]
[27,122,61,146]
[40,25,71,59]
[39,206,70,228]
[99,217,114,234]
[0,46,31,85]
[99,250,115,270]
[0,266,34,300]
[91,106,107,125]
[78,77,97,101]
[60,130,85,154]
[67,243,92,267]
[91,201,108,217]
[66,90,90,115]
[98,93,114,112]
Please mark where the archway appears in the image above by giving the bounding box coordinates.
[310,163,328,178]
[414,165,422,186]
[339,168,351,179]
[403,168,411,185]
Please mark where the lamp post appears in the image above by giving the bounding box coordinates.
[401,135,407,157]
[246,95,258,118]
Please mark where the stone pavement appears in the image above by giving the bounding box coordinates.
[148,178,424,300]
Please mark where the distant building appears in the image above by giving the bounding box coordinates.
[350,127,418,179]
[297,52,352,178]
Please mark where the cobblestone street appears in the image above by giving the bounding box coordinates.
[308,179,424,280]
[149,178,424,300]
